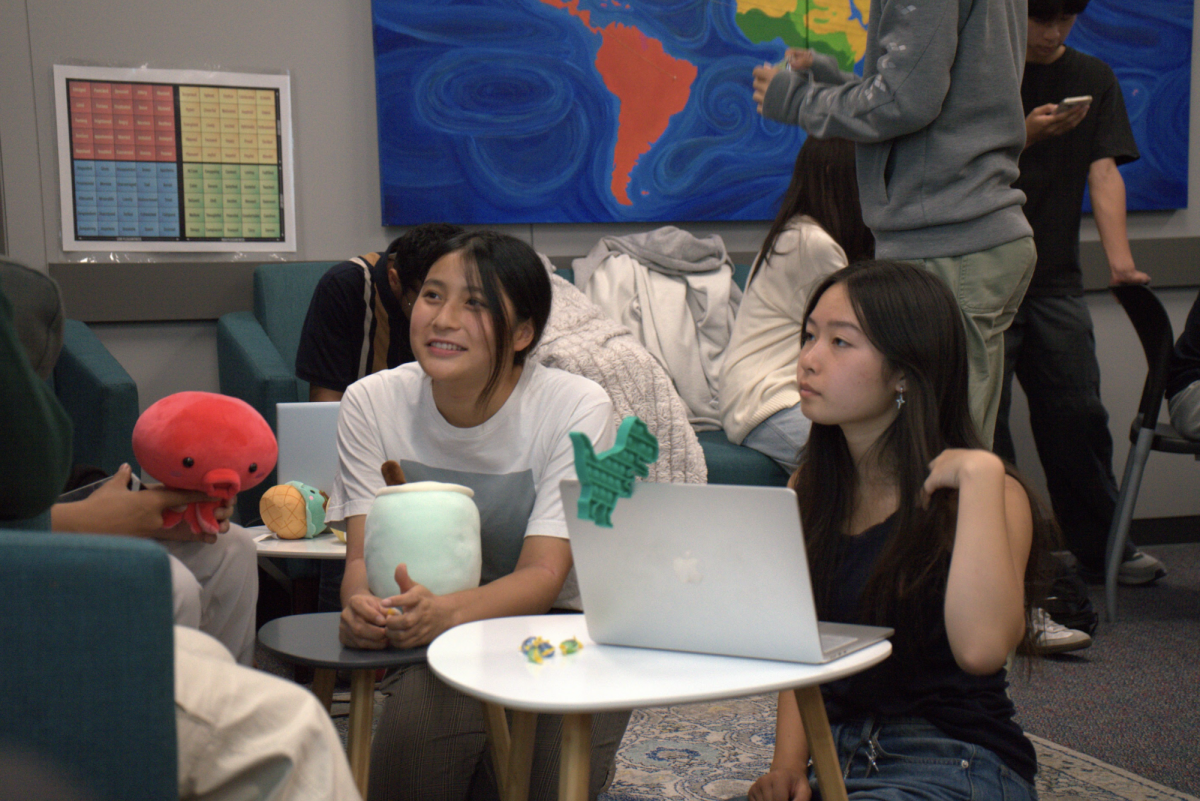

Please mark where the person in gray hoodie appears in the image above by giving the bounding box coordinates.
[751,0,1036,448]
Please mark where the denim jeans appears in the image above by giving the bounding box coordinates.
[724,718,1036,801]
[993,294,1131,571]
[814,718,1037,801]
[742,403,811,474]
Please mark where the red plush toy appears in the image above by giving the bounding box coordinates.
[132,391,278,535]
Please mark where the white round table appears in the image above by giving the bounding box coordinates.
[428,613,890,801]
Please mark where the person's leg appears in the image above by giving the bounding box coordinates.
[525,710,632,801]
[740,404,812,474]
[163,524,259,665]
[1169,380,1200,440]
[1012,295,1119,571]
[168,552,202,629]
[174,626,361,801]
[368,663,491,801]
[993,303,1029,466]
[815,719,1035,801]
[916,237,1036,449]
[1013,297,1164,583]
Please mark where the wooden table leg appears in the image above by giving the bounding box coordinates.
[312,667,336,712]
[794,687,847,801]
[559,713,592,801]
[348,668,376,797]
[504,710,538,801]
[482,703,512,794]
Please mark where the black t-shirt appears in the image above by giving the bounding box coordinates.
[295,252,414,394]
[1016,47,1139,296]
[817,515,1038,784]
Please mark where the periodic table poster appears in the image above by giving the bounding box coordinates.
[54,65,296,252]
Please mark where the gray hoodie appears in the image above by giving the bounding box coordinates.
[761,0,1032,261]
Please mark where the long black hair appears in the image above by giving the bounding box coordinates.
[794,261,1057,657]
[751,136,873,286]
[425,231,552,409]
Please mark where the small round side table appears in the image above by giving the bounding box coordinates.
[258,611,426,796]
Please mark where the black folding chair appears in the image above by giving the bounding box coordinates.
[1105,285,1200,620]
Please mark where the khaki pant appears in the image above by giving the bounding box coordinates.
[164,523,258,665]
[910,237,1036,448]
[174,626,362,801]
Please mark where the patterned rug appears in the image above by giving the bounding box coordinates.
[596,694,1200,801]
[326,688,1196,800]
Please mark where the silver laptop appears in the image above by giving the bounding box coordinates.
[562,479,892,664]
[275,402,341,491]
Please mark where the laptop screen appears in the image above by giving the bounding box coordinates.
[275,401,341,492]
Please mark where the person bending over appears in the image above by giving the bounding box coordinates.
[744,262,1056,801]
[330,231,630,801]
[297,222,463,402]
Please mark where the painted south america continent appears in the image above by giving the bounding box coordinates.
[541,0,696,205]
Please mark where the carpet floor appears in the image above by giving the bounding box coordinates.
[591,693,1199,801]
[314,686,1197,801]
[263,544,1199,799]
[1009,542,1200,797]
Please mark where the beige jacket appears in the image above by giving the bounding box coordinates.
[718,218,846,444]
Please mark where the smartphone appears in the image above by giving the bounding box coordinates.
[58,472,142,503]
[1056,95,1092,113]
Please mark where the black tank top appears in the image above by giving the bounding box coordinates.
[818,515,1038,784]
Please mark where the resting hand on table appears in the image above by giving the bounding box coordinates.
[339,592,392,649]
[748,768,811,801]
[379,564,457,649]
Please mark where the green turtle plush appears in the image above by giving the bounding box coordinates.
[260,480,328,539]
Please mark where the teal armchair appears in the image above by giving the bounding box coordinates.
[53,319,139,476]
[0,531,177,801]
[217,261,336,522]
[0,257,139,479]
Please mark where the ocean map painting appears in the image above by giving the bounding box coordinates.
[371,0,1190,225]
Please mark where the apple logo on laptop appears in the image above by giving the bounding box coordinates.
[673,551,703,584]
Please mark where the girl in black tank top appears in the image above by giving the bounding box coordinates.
[746,262,1057,801]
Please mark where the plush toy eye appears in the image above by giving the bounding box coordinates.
[248,463,258,473]
[182,457,194,468]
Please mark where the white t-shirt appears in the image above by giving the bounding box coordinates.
[718,218,847,443]
[327,361,615,609]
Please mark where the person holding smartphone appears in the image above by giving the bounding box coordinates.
[994,0,1166,620]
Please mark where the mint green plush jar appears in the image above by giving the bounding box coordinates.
[364,481,482,599]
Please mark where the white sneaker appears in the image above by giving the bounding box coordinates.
[1117,551,1167,585]
[1077,550,1167,586]
[1032,608,1092,655]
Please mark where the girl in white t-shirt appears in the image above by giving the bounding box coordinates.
[328,231,626,801]
[719,137,873,472]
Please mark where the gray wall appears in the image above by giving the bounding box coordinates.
[3,0,1200,517]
